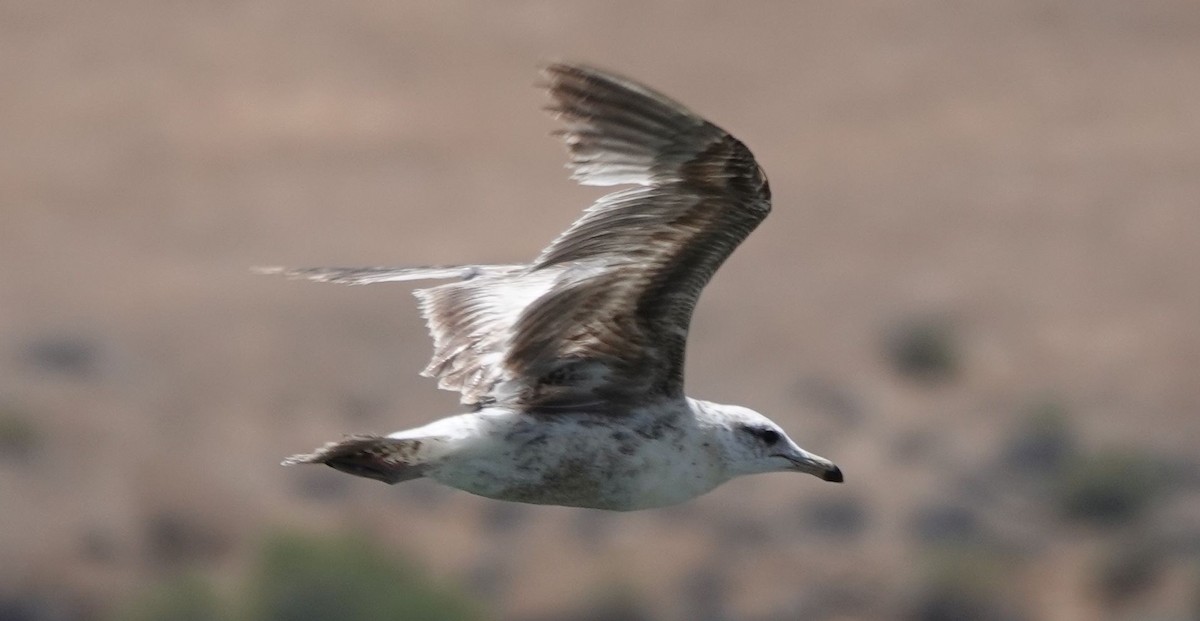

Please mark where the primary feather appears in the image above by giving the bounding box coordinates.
[260,62,772,410]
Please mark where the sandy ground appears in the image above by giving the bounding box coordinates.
[2,1,1199,619]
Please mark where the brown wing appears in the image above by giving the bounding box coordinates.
[258,64,772,410]
[500,63,772,408]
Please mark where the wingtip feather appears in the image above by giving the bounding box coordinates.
[252,266,286,276]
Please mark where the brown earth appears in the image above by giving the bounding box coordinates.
[2,1,1199,620]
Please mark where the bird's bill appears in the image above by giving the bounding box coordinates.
[776,449,844,483]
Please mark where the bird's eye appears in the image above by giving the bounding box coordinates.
[742,425,781,446]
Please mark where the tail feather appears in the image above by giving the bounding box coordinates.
[283,434,428,485]
[253,264,522,286]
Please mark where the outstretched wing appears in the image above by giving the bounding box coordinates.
[257,64,773,411]
[499,63,772,408]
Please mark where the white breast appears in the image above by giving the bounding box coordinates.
[411,405,729,510]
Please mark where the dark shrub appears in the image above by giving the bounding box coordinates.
[803,495,870,539]
[1092,536,1163,604]
[906,551,1026,621]
[23,334,101,378]
[111,575,226,621]
[1003,401,1075,477]
[1059,451,1162,527]
[244,532,479,621]
[883,316,959,382]
[0,405,41,463]
[911,504,981,547]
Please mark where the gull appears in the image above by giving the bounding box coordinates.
[260,63,842,510]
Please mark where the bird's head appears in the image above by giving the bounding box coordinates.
[704,402,843,483]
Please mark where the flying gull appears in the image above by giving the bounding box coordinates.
[260,63,842,510]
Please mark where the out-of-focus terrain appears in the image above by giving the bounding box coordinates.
[2,1,1199,620]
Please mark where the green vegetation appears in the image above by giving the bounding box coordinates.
[1058,450,1163,527]
[562,584,653,621]
[1003,400,1075,476]
[1194,573,1200,621]
[146,512,229,567]
[803,494,870,539]
[884,316,959,382]
[113,532,481,621]
[1091,536,1163,604]
[246,532,479,621]
[113,575,227,621]
[907,548,1021,621]
[0,403,42,462]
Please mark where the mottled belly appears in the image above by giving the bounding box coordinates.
[422,410,717,510]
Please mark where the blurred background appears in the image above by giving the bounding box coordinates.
[3,1,1199,620]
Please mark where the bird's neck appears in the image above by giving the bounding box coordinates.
[686,398,744,479]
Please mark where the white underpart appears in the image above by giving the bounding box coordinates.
[386,399,749,510]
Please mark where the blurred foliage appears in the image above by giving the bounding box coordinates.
[114,532,481,621]
[0,403,42,462]
[906,548,1026,621]
[112,575,227,621]
[679,567,730,621]
[910,503,981,547]
[244,532,481,621]
[23,334,101,378]
[802,494,870,540]
[1002,400,1075,477]
[1091,535,1164,605]
[1058,450,1163,527]
[883,316,959,382]
[1195,573,1200,621]
[145,512,230,568]
[560,584,653,621]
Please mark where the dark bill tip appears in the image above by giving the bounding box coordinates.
[822,465,844,483]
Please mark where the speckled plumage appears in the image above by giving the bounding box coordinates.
[265,63,842,510]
